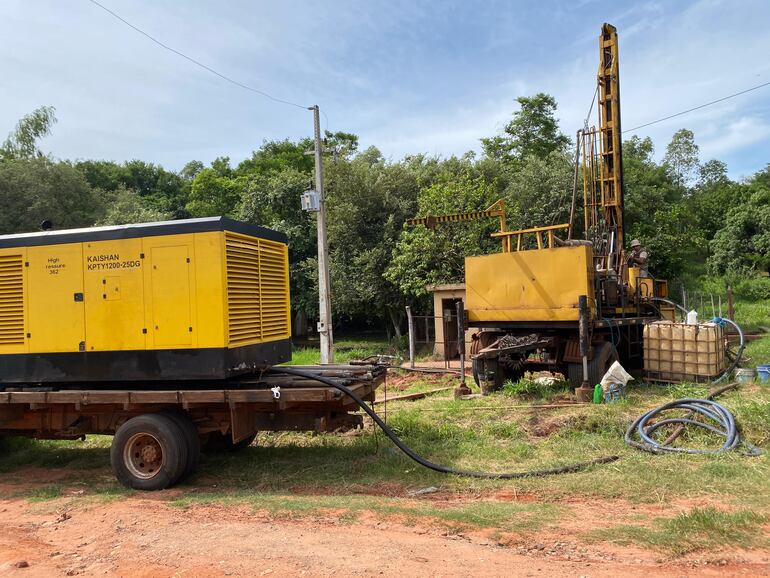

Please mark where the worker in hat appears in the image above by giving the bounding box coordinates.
[627,239,649,276]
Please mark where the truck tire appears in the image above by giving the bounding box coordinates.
[161,410,201,482]
[203,431,257,453]
[111,414,188,491]
[567,342,618,388]
[473,357,526,395]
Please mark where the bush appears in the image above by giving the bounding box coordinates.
[733,276,770,301]
[689,274,770,303]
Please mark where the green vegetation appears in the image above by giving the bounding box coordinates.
[2,102,767,337]
[589,507,768,555]
[746,336,770,368]
[0,90,768,558]
[285,336,402,365]
[171,492,561,535]
[2,367,768,555]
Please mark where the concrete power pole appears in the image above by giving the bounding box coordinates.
[310,105,334,364]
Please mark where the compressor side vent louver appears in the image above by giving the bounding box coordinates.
[0,255,25,346]
[225,233,290,346]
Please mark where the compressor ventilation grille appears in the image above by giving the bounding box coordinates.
[225,233,290,346]
[0,255,24,346]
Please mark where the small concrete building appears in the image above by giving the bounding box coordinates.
[427,284,474,360]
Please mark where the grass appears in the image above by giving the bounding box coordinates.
[1,336,769,556]
[284,336,402,365]
[170,492,561,534]
[588,507,768,555]
[733,300,770,333]
[745,334,770,367]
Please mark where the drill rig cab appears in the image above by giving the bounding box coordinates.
[408,24,671,393]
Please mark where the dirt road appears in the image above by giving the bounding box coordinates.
[1,479,767,577]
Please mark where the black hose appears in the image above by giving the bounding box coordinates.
[625,398,761,456]
[271,366,620,479]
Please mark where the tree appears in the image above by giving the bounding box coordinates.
[0,106,57,161]
[238,167,317,325]
[0,157,103,234]
[622,136,699,279]
[502,150,573,232]
[386,163,501,300]
[709,175,770,274]
[180,160,204,181]
[97,186,172,226]
[75,159,188,218]
[664,128,699,188]
[186,168,244,217]
[236,138,314,176]
[481,93,570,163]
[324,147,422,336]
[689,159,745,242]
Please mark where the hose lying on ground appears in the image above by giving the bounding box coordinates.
[271,366,620,479]
[625,398,761,456]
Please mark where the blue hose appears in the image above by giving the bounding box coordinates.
[625,398,761,455]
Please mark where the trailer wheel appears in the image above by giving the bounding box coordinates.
[567,342,618,388]
[161,410,201,482]
[111,414,187,491]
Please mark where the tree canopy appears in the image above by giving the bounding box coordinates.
[0,101,765,335]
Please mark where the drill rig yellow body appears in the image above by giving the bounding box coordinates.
[409,24,669,391]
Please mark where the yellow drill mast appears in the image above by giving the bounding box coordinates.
[581,23,625,276]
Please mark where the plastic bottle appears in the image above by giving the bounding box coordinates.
[592,383,603,404]
[686,310,698,325]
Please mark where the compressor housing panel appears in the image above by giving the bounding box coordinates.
[0,217,291,384]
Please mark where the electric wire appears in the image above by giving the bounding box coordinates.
[623,80,770,133]
[86,0,308,110]
[271,367,620,479]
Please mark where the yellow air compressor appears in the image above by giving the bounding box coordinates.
[0,218,291,383]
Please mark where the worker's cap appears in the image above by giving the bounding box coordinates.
[630,239,641,248]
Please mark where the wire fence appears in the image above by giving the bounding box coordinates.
[405,306,469,370]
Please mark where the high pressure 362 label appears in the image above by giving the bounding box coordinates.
[86,254,141,271]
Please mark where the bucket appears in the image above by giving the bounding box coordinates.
[736,368,756,383]
[757,365,770,383]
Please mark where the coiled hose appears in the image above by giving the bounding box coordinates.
[625,398,761,456]
[272,366,619,479]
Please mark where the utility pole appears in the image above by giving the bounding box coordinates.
[310,105,334,364]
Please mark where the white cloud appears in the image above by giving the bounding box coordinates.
[0,0,767,177]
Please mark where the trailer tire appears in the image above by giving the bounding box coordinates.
[111,414,187,491]
[161,410,201,482]
[567,342,618,388]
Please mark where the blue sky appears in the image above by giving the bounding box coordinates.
[2,0,769,179]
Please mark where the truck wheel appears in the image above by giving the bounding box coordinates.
[111,414,187,491]
[471,357,482,387]
[161,410,201,482]
[567,342,618,388]
[472,357,504,395]
[203,431,257,452]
